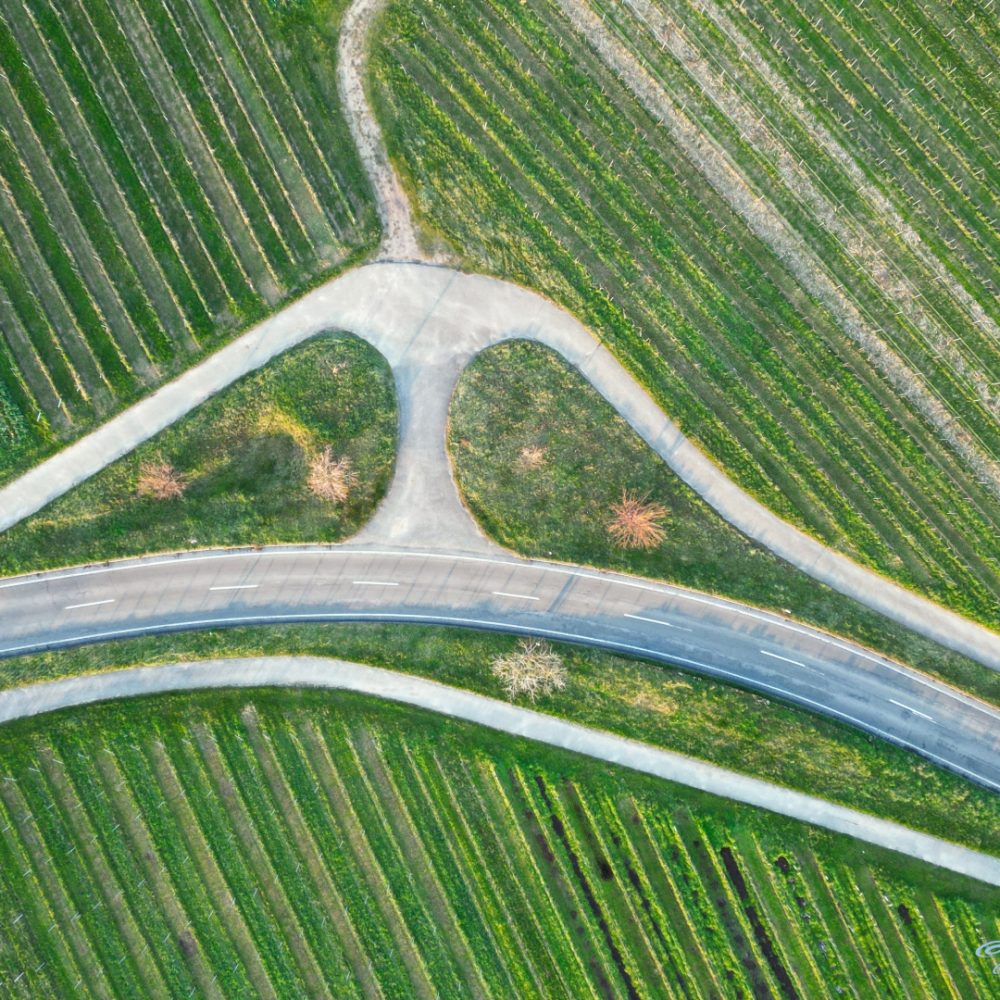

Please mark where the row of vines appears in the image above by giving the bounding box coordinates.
[0,692,995,997]
[0,0,375,483]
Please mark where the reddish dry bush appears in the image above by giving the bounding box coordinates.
[607,491,668,549]
[307,446,356,503]
[136,459,186,500]
[490,639,567,701]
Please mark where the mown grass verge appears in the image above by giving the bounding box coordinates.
[3,623,999,859]
[0,334,395,573]
[0,688,995,998]
[448,340,1000,706]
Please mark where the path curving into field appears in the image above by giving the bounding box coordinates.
[0,262,997,671]
[337,0,422,260]
[0,655,997,886]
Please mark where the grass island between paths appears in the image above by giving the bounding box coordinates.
[0,334,396,574]
[447,340,1000,707]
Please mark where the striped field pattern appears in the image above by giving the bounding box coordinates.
[370,0,1000,625]
[0,0,375,482]
[0,691,996,998]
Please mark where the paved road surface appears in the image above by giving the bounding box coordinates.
[1,655,997,886]
[1,263,998,669]
[2,546,998,792]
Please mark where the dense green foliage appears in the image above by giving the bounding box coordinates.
[5,625,1000,856]
[371,0,1000,624]
[0,0,376,483]
[449,340,1000,705]
[0,690,995,998]
[0,335,396,573]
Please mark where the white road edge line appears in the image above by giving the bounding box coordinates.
[493,591,540,601]
[624,613,692,632]
[3,547,994,721]
[352,580,399,587]
[760,649,806,668]
[208,584,258,592]
[889,699,935,723]
[63,599,115,611]
[0,611,994,792]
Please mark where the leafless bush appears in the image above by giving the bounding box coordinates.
[608,491,668,549]
[491,639,567,702]
[307,447,356,503]
[137,459,186,500]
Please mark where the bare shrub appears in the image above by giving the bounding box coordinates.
[517,444,547,470]
[308,446,356,503]
[491,639,567,701]
[608,491,668,549]
[136,459,186,500]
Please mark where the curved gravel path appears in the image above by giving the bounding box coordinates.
[0,263,997,670]
[0,655,996,886]
[1,0,997,674]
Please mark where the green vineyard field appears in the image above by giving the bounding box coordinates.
[0,0,375,483]
[0,690,995,998]
[371,0,1000,625]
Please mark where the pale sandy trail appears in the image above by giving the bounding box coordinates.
[0,655,996,886]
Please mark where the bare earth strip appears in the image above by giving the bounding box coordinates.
[0,656,996,888]
[337,0,421,260]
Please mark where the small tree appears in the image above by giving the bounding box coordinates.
[137,459,186,500]
[491,639,567,702]
[308,446,356,503]
[607,490,667,549]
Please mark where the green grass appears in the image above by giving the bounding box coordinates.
[370,0,1000,626]
[0,334,396,574]
[4,623,1000,859]
[0,0,377,484]
[449,340,1000,706]
[0,689,995,998]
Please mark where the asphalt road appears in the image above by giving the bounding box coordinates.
[2,546,998,792]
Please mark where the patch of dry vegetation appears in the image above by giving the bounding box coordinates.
[607,491,668,549]
[307,447,356,504]
[517,444,547,470]
[491,639,567,701]
[136,459,186,500]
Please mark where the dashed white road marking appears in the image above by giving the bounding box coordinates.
[208,584,258,592]
[624,613,692,632]
[63,599,115,611]
[889,699,934,722]
[352,580,399,587]
[493,591,540,601]
[760,649,806,668]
